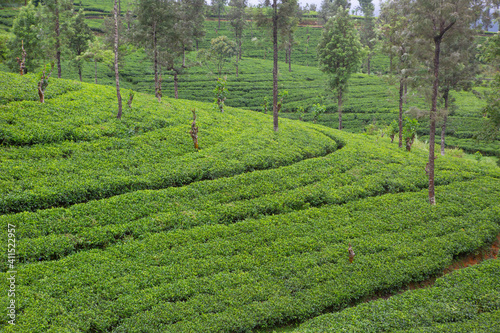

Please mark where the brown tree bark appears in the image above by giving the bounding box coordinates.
[272,0,279,132]
[398,77,404,148]
[190,109,199,149]
[114,0,123,119]
[338,89,343,130]
[94,60,98,84]
[288,46,292,72]
[440,90,449,156]
[55,0,61,79]
[174,72,179,99]
[16,40,27,75]
[429,21,455,206]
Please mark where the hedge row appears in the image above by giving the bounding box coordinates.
[1,178,499,332]
[296,258,500,332]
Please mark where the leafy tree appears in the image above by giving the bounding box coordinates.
[113,0,123,119]
[67,8,94,81]
[77,39,113,84]
[478,32,500,142]
[402,117,418,151]
[38,0,74,78]
[278,0,299,72]
[198,35,237,77]
[387,120,399,143]
[0,33,8,64]
[378,0,413,148]
[437,32,479,156]
[6,2,41,74]
[134,0,176,100]
[409,0,478,205]
[319,0,351,24]
[317,6,363,130]
[228,0,247,76]
[213,0,228,29]
[37,62,54,103]
[358,0,376,75]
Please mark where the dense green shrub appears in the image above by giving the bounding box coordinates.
[296,259,500,332]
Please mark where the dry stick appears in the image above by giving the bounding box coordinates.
[16,40,27,75]
[190,109,199,149]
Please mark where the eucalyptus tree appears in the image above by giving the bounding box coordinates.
[256,0,299,131]
[6,2,40,74]
[278,0,299,72]
[213,0,228,29]
[319,0,351,24]
[228,0,247,63]
[77,39,113,84]
[134,0,176,100]
[113,0,123,119]
[317,6,363,130]
[38,0,73,78]
[68,8,94,81]
[437,32,479,156]
[378,0,413,148]
[358,0,376,74]
[408,0,480,205]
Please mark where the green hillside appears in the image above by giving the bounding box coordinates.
[1,73,499,332]
[296,258,500,332]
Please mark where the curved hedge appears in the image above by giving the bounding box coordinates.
[296,258,500,332]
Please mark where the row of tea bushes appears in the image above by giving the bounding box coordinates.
[296,258,500,332]
[1,73,338,214]
[1,178,499,332]
[3,129,498,267]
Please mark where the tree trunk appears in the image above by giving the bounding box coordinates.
[338,89,343,130]
[55,0,61,79]
[114,0,123,119]
[78,64,82,82]
[94,60,97,84]
[272,0,279,132]
[218,8,221,29]
[153,23,159,99]
[182,48,186,67]
[428,37,441,206]
[441,90,449,156]
[398,77,404,148]
[196,39,199,51]
[288,46,292,72]
[367,55,371,75]
[174,72,179,99]
[239,39,242,60]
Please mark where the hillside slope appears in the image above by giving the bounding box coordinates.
[1,74,499,332]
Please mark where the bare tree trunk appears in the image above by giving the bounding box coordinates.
[94,60,97,84]
[182,48,186,67]
[288,46,292,72]
[16,40,27,75]
[153,23,159,99]
[272,0,279,132]
[190,109,199,149]
[114,0,123,119]
[367,55,371,75]
[398,77,404,148]
[78,64,82,82]
[338,89,343,130]
[441,90,449,156]
[55,0,61,78]
[174,72,179,99]
[429,38,441,206]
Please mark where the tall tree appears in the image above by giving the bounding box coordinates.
[358,0,376,75]
[228,0,247,76]
[114,0,123,119]
[68,8,94,81]
[278,0,299,72]
[39,0,73,78]
[213,0,228,29]
[6,3,40,74]
[378,0,413,148]
[319,0,351,24]
[317,6,363,130]
[77,38,114,84]
[134,0,176,100]
[437,32,478,156]
[198,35,237,77]
[409,0,478,205]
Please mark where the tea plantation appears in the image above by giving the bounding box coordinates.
[1,73,499,332]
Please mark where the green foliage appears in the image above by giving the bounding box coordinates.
[403,117,418,151]
[5,2,41,73]
[198,35,237,77]
[310,103,326,123]
[296,259,500,332]
[387,119,399,142]
[213,76,228,112]
[1,72,500,332]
